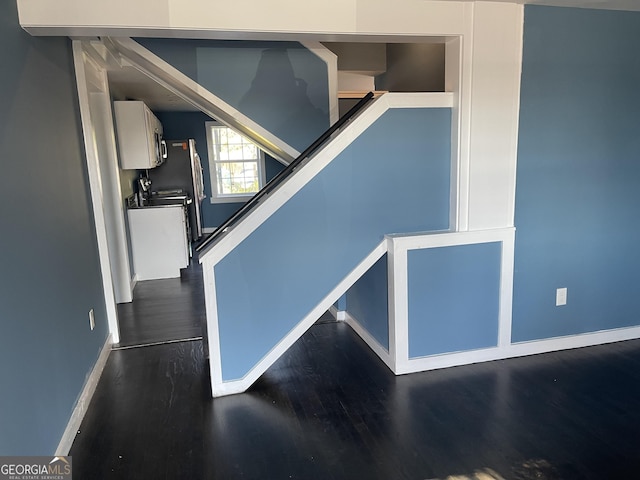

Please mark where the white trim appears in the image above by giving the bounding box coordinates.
[456,8,474,232]
[386,227,513,250]
[465,2,523,231]
[386,239,399,372]
[445,36,462,232]
[509,326,640,359]
[72,41,120,343]
[210,241,387,397]
[397,325,640,376]
[105,37,300,165]
[388,236,408,371]
[199,92,454,265]
[130,274,138,295]
[498,231,515,347]
[202,227,217,234]
[202,257,224,395]
[328,305,346,322]
[387,228,515,375]
[300,41,339,126]
[506,6,525,228]
[87,84,134,304]
[209,195,253,204]
[344,312,394,372]
[56,334,112,455]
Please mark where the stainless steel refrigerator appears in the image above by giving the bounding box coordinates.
[148,139,205,242]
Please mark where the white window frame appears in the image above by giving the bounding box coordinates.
[205,121,266,204]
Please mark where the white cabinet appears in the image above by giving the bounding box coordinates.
[127,206,189,280]
[114,101,165,169]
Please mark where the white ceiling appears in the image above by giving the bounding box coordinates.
[107,65,198,112]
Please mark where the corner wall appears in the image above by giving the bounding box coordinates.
[513,6,640,341]
[0,2,110,454]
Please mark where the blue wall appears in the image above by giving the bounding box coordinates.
[156,110,285,228]
[408,243,501,357]
[136,39,330,152]
[513,6,640,342]
[214,108,451,381]
[0,2,110,454]
[346,255,389,350]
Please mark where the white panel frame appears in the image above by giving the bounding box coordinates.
[346,227,640,378]
[387,228,515,374]
[72,41,120,343]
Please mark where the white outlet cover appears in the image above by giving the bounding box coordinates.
[556,288,567,306]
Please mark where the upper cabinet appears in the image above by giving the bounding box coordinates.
[114,101,166,169]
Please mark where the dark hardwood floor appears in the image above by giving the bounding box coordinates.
[114,262,205,348]
[71,318,640,479]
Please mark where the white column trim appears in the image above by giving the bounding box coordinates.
[202,257,224,394]
[498,230,515,348]
[72,41,120,343]
[387,227,514,374]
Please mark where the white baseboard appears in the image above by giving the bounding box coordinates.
[130,274,138,294]
[396,324,640,375]
[328,305,346,322]
[56,334,112,455]
[344,307,640,379]
[344,312,395,372]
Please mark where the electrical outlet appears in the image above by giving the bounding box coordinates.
[556,288,567,306]
[89,309,95,331]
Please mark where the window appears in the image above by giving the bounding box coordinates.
[205,122,265,203]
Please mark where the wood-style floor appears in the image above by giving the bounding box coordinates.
[71,307,640,479]
[114,262,205,348]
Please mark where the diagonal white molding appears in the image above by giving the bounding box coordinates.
[105,37,300,165]
[198,92,454,264]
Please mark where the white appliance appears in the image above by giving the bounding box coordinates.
[114,100,167,169]
[127,205,189,280]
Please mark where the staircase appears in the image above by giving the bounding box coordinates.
[199,93,453,396]
[107,37,455,396]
